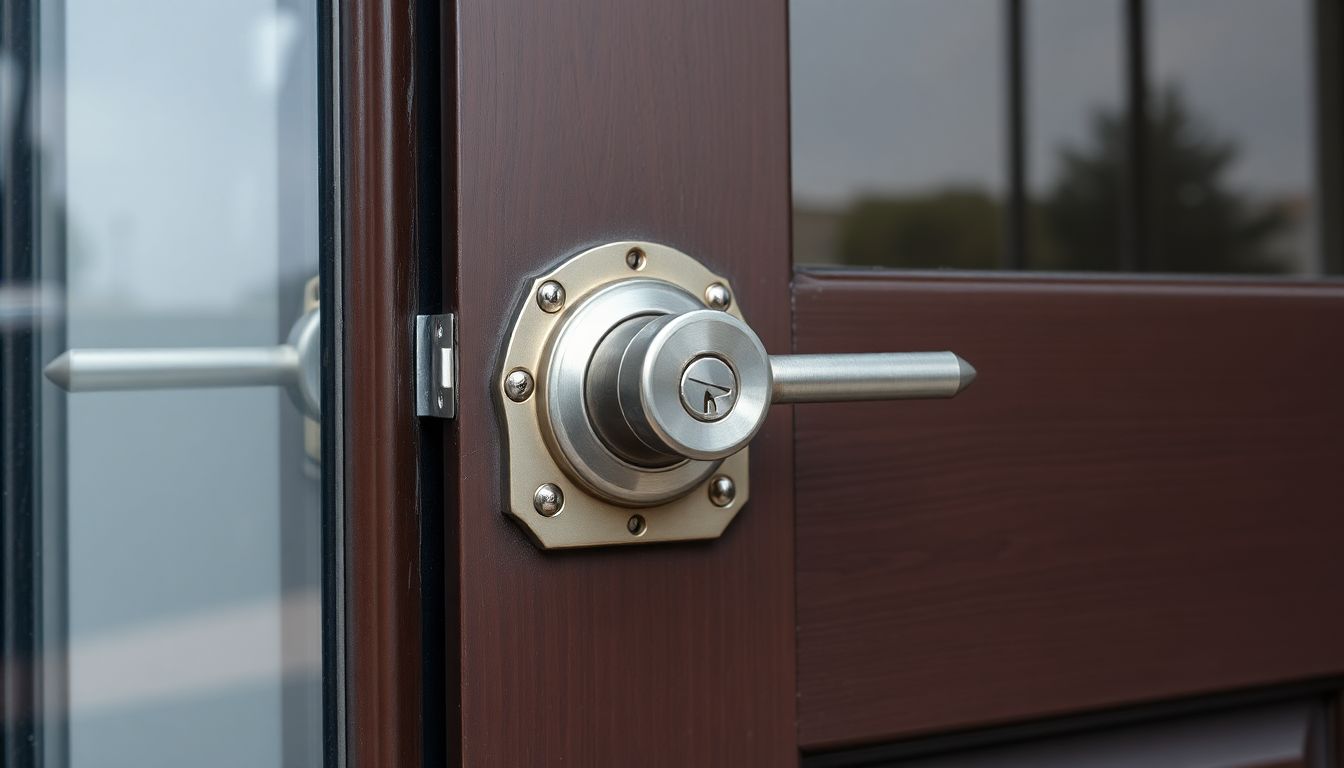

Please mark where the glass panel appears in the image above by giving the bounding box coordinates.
[790,0,1005,269]
[1149,0,1317,274]
[3,0,325,765]
[790,0,1337,276]
[1027,0,1125,271]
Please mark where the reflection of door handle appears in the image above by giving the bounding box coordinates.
[43,290,321,419]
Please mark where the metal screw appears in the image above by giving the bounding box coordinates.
[537,281,566,313]
[504,369,535,402]
[625,248,647,270]
[627,514,646,536]
[704,283,732,311]
[708,475,736,507]
[533,483,564,517]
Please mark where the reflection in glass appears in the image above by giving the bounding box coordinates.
[791,0,1334,276]
[1148,0,1316,273]
[26,0,325,765]
[790,0,1004,268]
[1027,0,1124,271]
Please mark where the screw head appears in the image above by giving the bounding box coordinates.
[704,283,732,311]
[708,475,736,507]
[504,369,535,402]
[537,281,566,313]
[533,483,564,517]
[625,248,647,270]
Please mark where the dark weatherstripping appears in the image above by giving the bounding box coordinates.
[1,0,67,765]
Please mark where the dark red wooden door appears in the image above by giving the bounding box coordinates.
[434,0,1344,765]
[444,0,795,764]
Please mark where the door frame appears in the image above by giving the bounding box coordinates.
[335,0,442,764]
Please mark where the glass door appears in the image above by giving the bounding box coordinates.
[2,0,330,765]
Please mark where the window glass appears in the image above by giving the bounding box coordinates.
[1027,0,1125,270]
[790,0,1005,269]
[1149,0,1317,274]
[13,0,326,765]
[791,0,1337,276]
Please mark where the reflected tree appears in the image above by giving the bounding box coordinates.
[1045,87,1293,273]
[836,188,1001,269]
[817,87,1299,273]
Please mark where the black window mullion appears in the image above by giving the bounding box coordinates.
[0,0,49,766]
[1318,0,1343,274]
[1121,0,1149,272]
[1004,0,1029,270]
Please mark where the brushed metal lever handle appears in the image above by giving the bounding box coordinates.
[769,352,975,404]
[586,309,976,465]
[42,307,321,418]
[45,347,299,390]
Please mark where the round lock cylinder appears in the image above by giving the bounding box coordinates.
[542,279,724,507]
[597,310,772,463]
[549,302,772,503]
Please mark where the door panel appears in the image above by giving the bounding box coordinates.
[448,0,795,763]
[795,271,1344,750]
[440,0,1344,764]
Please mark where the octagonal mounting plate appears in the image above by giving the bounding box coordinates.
[496,241,751,549]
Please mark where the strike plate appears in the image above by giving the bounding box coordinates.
[496,241,751,549]
[416,313,457,419]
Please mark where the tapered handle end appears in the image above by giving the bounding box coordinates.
[43,351,73,390]
[956,355,977,393]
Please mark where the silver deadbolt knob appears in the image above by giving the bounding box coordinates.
[587,310,773,464]
[585,308,977,466]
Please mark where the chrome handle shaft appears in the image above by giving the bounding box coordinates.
[582,307,979,470]
[42,308,322,418]
[43,347,300,392]
[769,352,976,404]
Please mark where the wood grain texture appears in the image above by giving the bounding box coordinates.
[794,271,1344,751]
[342,0,422,763]
[447,0,795,764]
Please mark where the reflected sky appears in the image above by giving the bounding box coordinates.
[41,0,324,765]
[1027,1,1122,196]
[63,0,305,316]
[790,0,1003,206]
[1151,0,1312,197]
